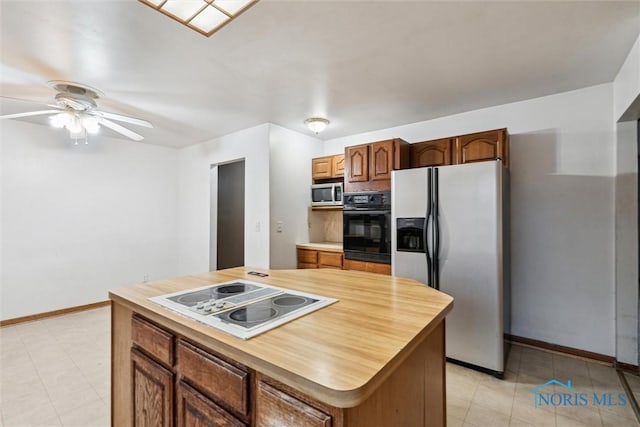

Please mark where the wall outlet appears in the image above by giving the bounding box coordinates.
[276,221,283,233]
[143,275,149,283]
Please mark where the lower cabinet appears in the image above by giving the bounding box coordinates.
[177,381,246,427]
[343,259,391,275]
[256,378,332,427]
[130,314,336,427]
[131,349,173,427]
[296,248,343,269]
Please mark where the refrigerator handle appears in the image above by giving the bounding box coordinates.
[433,168,440,290]
[425,168,433,288]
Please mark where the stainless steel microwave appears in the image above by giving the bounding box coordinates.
[311,183,343,206]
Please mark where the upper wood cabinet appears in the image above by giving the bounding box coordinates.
[410,129,509,169]
[344,138,410,192]
[312,154,345,181]
[455,128,508,167]
[332,155,345,177]
[410,138,453,168]
[345,145,369,183]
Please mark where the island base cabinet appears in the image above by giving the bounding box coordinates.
[131,349,173,427]
[112,300,447,427]
[343,321,446,427]
[177,381,247,427]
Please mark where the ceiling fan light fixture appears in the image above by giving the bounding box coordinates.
[49,112,71,128]
[305,117,330,134]
[83,116,100,134]
[138,0,259,37]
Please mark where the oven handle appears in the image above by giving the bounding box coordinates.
[343,209,390,215]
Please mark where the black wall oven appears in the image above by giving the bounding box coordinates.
[343,192,391,264]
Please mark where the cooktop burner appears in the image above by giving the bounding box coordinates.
[149,279,337,339]
[228,306,278,323]
[216,293,318,328]
[167,282,260,307]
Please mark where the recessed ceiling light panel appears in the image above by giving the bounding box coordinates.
[139,0,259,37]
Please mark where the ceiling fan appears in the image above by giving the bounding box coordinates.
[0,81,153,142]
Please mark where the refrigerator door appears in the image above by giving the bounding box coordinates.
[391,168,430,285]
[437,161,503,373]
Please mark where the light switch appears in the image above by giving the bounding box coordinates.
[276,221,283,233]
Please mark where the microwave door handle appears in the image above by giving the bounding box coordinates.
[332,185,336,203]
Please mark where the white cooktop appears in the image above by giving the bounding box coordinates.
[148,279,337,340]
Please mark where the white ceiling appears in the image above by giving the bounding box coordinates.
[1,1,639,148]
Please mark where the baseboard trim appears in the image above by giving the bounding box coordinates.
[0,300,111,327]
[616,361,640,375]
[505,333,616,364]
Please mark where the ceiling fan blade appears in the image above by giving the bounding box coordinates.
[98,111,153,128]
[0,109,62,120]
[97,117,144,141]
[0,95,60,109]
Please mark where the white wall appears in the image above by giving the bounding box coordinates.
[614,120,638,365]
[614,32,640,121]
[1,120,179,320]
[268,125,323,269]
[176,124,270,276]
[612,32,640,365]
[324,84,617,356]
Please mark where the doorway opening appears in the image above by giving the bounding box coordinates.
[211,159,245,270]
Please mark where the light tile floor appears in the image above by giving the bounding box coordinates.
[0,307,638,426]
[0,308,110,426]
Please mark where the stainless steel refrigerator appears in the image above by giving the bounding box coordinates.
[391,160,509,377]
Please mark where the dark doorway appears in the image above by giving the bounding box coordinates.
[216,160,245,270]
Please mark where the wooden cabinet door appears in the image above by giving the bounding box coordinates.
[256,380,332,427]
[369,140,394,181]
[332,155,345,177]
[312,157,333,180]
[297,249,318,268]
[455,129,506,166]
[131,349,173,427]
[317,251,343,269]
[345,145,369,183]
[176,381,246,427]
[410,138,453,167]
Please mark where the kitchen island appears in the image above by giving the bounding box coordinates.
[110,267,453,427]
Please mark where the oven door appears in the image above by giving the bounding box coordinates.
[343,210,391,263]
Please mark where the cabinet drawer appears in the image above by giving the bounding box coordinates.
[297,249,318,265]
[132,315,174,367]
[256,380,331,427]
[343,259,391,275]
[177,381,247,427]
[297,262,318,269]
[318,251,342,268]
[366,262,391,275]
[176,340,249,417]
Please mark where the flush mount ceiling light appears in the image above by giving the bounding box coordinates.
[305,117,330,134]
[138,0,259,37]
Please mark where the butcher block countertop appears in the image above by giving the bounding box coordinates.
[109,267,453,409]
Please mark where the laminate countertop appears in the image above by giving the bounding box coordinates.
[296,242,343,252]
[109,267,453,408]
